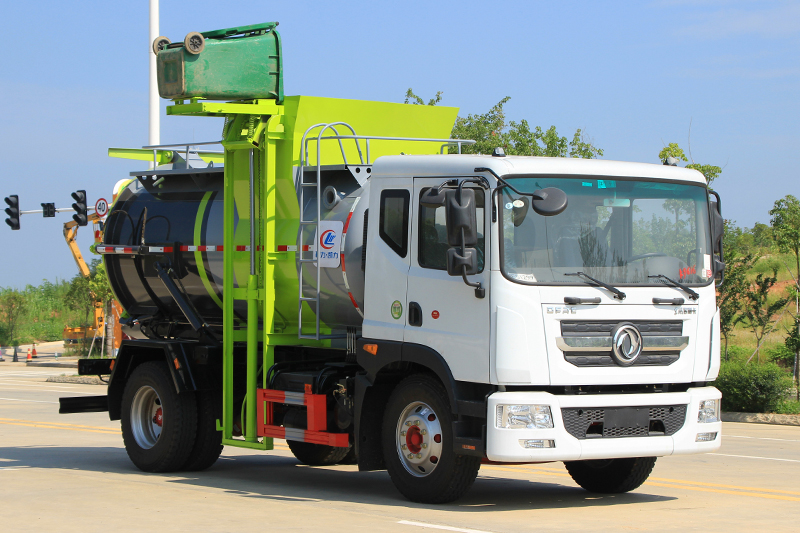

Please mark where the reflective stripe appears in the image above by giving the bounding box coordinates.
[340,197,363,318]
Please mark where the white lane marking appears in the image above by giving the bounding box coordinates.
[725,435,800,443]
[0,397,59,404]
[0,386,99,395]
[398,521,494,533]
[0,372,62,377]
[710,453,800,463]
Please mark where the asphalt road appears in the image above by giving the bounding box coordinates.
[0,362,798,532]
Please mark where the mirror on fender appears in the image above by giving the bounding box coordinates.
[446,247,478,276]
[531,187,568,216]
[445,188,478,247]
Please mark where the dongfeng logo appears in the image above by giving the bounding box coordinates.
[611,323,643,366]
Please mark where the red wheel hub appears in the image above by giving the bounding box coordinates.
[153,407,163,427]
[405,425,423,454]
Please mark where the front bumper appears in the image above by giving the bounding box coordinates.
[486,386,721,462]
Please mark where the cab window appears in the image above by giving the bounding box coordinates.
[379,190,410,257]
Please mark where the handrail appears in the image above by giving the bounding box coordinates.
[142,141,224,169]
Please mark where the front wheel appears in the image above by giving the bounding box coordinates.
[382,375,480,503]
[565,457,657,493]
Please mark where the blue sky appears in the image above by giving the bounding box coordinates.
[0,0,798,288]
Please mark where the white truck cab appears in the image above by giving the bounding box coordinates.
[361,153,722,471]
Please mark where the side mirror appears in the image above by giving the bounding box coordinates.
[709,190,724,286]
[711,203,723,255]
[420,187,447,208]
[446,247,478,276]
[531,187,568,216]
[445,188,478,246]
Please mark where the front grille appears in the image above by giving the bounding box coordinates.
[561,405,687,439]
[559,321,685,367]
[565,354,680,367]
[561,321,683,337]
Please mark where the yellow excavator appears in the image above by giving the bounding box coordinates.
[62,212,122,351]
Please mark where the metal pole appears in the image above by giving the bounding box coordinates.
[149,0,160,148]
[245,149,258,442]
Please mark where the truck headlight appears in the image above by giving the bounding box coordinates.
[697,399,720,423]
[496,405,554,429]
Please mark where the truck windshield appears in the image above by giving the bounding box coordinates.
[500,176,713,286]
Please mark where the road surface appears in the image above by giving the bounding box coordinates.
[0,363,797,532]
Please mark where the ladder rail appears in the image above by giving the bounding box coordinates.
[296,126,476,341]
[297,122,364,340]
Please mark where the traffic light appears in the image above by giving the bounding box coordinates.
[41,202,55,218]
[71,190,87,226]
[4,195,20,230]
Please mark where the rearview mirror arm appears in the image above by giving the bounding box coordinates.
[458,226,485,299]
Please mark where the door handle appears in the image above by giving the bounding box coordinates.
[409,301,423,327]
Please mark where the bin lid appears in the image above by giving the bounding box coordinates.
[202,22,278,40]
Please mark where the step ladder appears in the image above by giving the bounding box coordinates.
[297,122,364,340]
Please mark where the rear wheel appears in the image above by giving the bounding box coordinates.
[181,390,223,471]
[565,457,657,493]
[121,361,197,472]
[287,440,351,466]
[382,374,480,503]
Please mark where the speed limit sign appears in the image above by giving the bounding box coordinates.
[95,198,109,217]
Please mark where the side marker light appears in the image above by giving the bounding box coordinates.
[363,344,378,355]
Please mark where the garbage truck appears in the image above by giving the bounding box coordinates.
[60,22,725,504]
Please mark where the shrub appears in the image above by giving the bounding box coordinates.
[767,344,796,367]
[775,399,800,415]
[714,361,792,413]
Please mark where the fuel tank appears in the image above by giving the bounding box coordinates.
[103,164,369,340]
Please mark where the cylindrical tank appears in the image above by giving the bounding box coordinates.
[103,166,369,340]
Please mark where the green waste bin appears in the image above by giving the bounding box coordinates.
[156,22,283,102]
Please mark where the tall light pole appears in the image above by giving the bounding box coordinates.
[149,0,160,146]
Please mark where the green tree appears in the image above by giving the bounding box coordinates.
[405,90,603,159]
[770,194,800,397]
[404,88,442,106]
[740,268,790,363]
[658,143,721,185]
[0,288,28,350]
[770,195,800,290]
[718,249,755,361]
[65,275,95,354]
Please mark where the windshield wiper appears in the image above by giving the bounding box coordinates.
[648,274,699,301]
[564,272,626,300]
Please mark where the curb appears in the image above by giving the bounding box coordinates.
[46,376,106,385]
[26,361,78,369]
[722,412,800,427]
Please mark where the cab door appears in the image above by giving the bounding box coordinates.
[403,177,491,383]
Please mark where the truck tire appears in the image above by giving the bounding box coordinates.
[121,361,197,473]
[181,390,223,471]
[565,457,657,493]
[382,374,481,503]
[287,440,351,466]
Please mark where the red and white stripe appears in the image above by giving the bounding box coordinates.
[96,245,228,255]
[276,245,314,252]
[96,244,323,255]
[340,197,364,318]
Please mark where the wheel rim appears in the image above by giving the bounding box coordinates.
[130,385,163,449]
[395,401,443,477]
